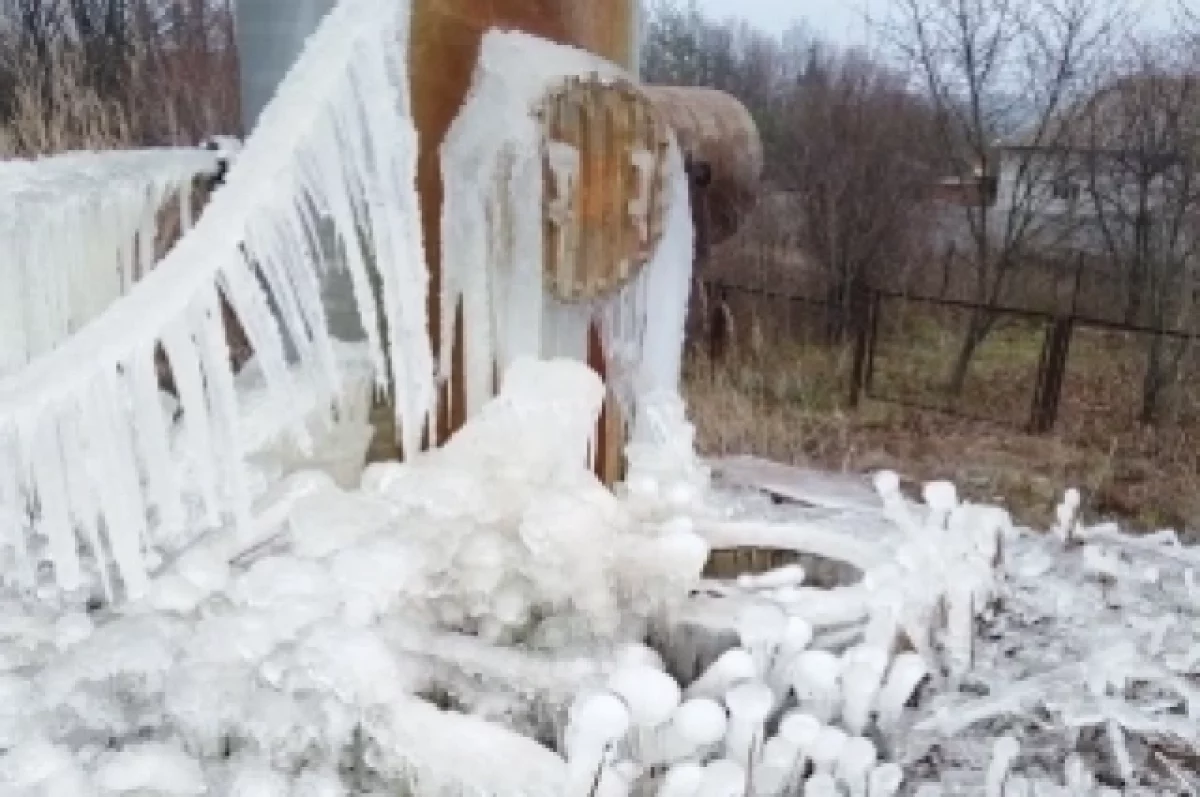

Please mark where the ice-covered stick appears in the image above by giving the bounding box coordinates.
[777,712,821,788]
[790,649,842,723]
[564,693,630,797]
[767,616,814,699]
[840,645,890,736]
[753,736,802,797]
[944,578,976,680]
[685,648,756,702]
[836,736,878,797]
[808,725,849,778]
[723,681,773,768]
[922,481,959,528]
[1053,488,1081,544]
[697,759,747,797]
[736,603,788,676]
[868,763,904,797]
[984,735,1020,797]
[594,762,637,797]
[606,664,680,763]
[874,471,920,537]
[659,762,704,797]
[874,652,930,735]
[1106,719,1134,787]
[653,699,727,765]
[804,772,841,797]
[737,564,807,592]
[1063,754,1095,795]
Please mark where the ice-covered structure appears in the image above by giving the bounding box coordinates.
[0,148,220,374]
[439,31,693,440]
[0,0,432,600]
[0,0,701,604]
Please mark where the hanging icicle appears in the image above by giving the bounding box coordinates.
[440,31,694,430]
[0,148,221,375]
[0,0,431,600]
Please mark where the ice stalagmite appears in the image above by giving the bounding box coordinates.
[0,0,431,597]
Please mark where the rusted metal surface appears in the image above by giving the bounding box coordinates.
[539,75,671,303]
[642,85,762,246]
[406,0,638,483]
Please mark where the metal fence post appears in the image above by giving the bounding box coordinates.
[848,282,873,408]
[1030,317,1074,433]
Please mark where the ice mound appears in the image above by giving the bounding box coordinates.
[355,357,711,644]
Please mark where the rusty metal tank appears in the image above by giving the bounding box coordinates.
[642,85,763,246]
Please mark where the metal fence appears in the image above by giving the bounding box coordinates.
[698,279,1200,434]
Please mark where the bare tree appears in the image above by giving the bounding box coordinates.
[886,0,1124,395]
[643,1,942,346]
[640,0,798,166]
[1077,39,1200,423]
[779,46,939,342]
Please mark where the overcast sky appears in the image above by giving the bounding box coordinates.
[691,0,1179,47]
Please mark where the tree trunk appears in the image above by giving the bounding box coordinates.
[1140,333,1165,425]
[946,310,991,397]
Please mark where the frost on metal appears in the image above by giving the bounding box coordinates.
[440,30,694,428]
[0,0,432,600]
[0,148,220,374]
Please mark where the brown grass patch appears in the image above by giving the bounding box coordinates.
[684,321,1200,539]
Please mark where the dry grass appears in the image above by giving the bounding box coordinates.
[0,15,238,158]
[684,316,1200,539]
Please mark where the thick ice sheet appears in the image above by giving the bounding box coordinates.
[708,455,884,514]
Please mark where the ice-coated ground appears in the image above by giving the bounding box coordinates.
[0,357,1195,796]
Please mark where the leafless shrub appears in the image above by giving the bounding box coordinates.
[0,0,239,157]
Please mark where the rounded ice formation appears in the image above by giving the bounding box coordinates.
[659,762,705,797]
[922,481,958,512]
[724,681,774,721]
[686,648,756,700]
[608,665,682,727]
[873,471,900,495]
[779,712,822,749]
[669,698,728,752]
[568,692,632,746]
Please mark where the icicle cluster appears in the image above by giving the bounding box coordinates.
[678,473,1006,686]
[0,0,432,601]
[440,30,694,427]
[909,498,1200,795]
[563,614,911,797]
[0,148,219,374]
